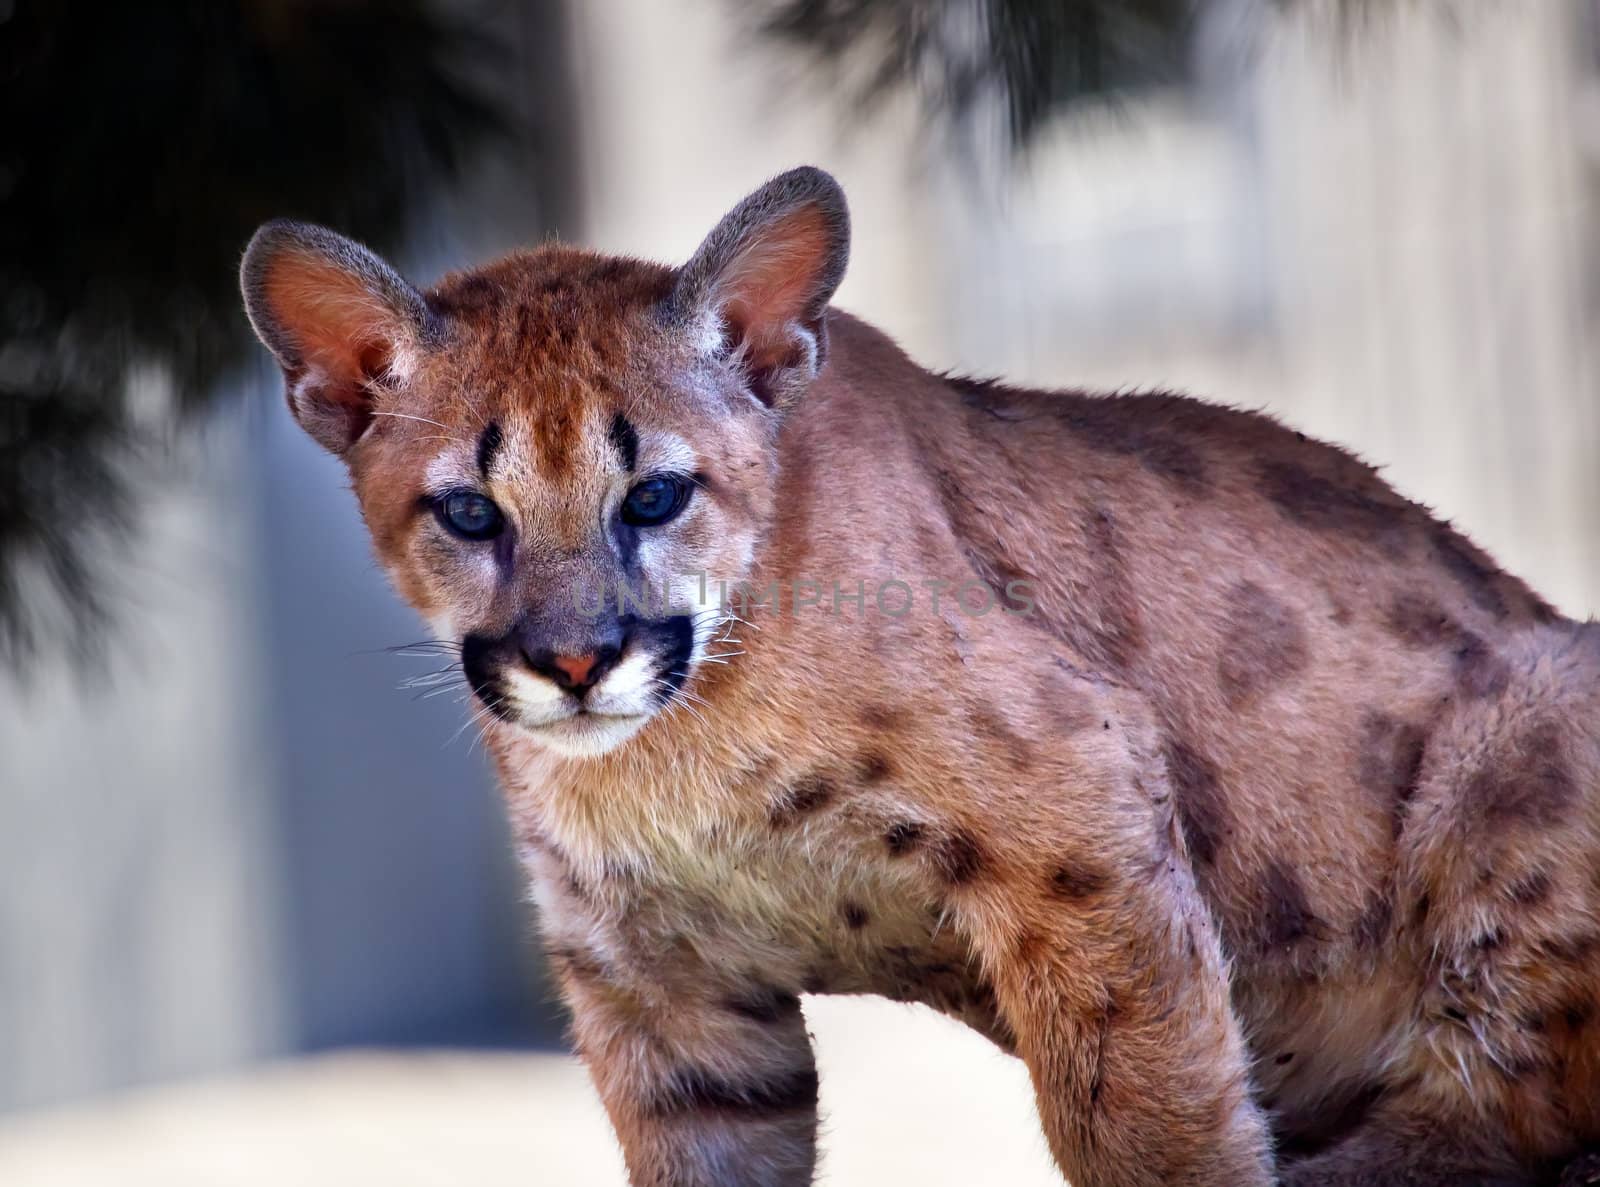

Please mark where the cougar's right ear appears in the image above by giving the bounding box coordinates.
[669,166,850,411]
[240,221,433,455]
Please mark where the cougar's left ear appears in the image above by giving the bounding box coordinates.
[240,221,433,455]
[669,166,851,410]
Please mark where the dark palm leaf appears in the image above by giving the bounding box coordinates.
[0,0,509,670]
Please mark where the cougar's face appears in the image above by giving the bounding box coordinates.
[242,168,849,757]
[346,253,778,758]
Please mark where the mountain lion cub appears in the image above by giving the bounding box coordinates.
[242,168,1600,1186]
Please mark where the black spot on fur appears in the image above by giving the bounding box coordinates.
[1049,859,1110,900]
[1217,582,1308,708]
[1384,594,1460,647]
[947,379,1211,488]
[1464,723,1575,828]
[1384,595,1510,698]
[1256,460,1405,549]
[1538,934,1600,965]
[857,752,893,782]
[652,1065,820,1120]
[1358,711,1428,833]
[430,273,500,316]
[884,821,925,856]
[1164,738,1228,866]
[1452,630,1511,699]
[928,467,1039,619]
[1431,524,1509,619]
[1354,888,1394,949]
[932,829,986,886]
[1260,862,1325,951]
[969,706,1034,766]
[1055,399,1209,489]
[726,986,802,1025]
[861,704,908,732]
[769,775,835,827]
[1508,869,1555,908]
[1275,1052,1295,1066]
[841,902,870,930]
[607,412,639,472]
[1082,506,1144,670]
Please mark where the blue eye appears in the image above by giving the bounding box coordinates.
[621,475,690,527]
[435,490,504,540]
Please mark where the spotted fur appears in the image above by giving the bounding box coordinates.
[244,167,1600,1186]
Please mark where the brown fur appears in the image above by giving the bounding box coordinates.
[243,169,1600,1187]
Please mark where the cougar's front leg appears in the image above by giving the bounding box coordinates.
[965,856,1270,1187]
[530,850,819,1187]
[942,724,1273,1187]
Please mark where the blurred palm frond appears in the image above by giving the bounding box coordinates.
[0,0,510,671]
[746,0,1459,147]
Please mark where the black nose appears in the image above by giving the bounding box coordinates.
[523,640,622,695]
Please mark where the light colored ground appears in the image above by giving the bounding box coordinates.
[0,996,1062,1186]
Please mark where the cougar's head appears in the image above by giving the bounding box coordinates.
[242,167,849,757]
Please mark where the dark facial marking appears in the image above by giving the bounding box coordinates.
[931,829,986,886]
[1217,581,1308,708]
[642,615,696,704]
[1463,723,1575,828]
[1275,1052,1295,1066]
[769,775,836,827]
[884,821,925,856]
[726,986,803,1025]
[841,902,869,930]
[460,633,517,721]
[651,1064,820,1120]
[607,412,639,471]
[1260,861,1325,951]
[475,420,504,479]
[1163,737,1229,866]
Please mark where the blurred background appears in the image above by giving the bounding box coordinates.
[2,0,1597,1182]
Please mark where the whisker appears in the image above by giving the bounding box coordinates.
[653,681,708,727]
[371,411,453,431]
[447,698,502,748]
